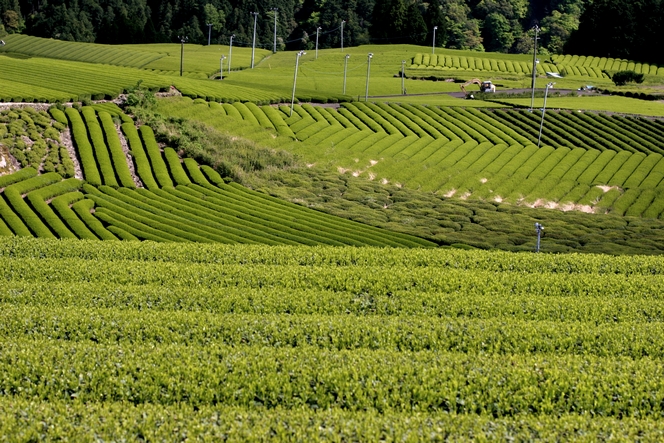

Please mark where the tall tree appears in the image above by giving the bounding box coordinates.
[371,0,407,43]
[404,2,426,45]
[424,0,446,47]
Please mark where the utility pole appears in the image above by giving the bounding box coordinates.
[365,53,373,102]
[535,223,544,252]
[229,35,234,73]
[537,82,555,147]
[178,35,188,76]
[530,25,540,111]
[207,23,212,46]
[251,12,259,69]
[220,55,226,80]
[343,54,350,94]
[272,8,278,54]
[401,60,406,95]
[316,27,322,59]
[432,26,438,54]
[290,51,306,116]
[341,20,345,51]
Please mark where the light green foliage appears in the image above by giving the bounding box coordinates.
[3,238,664,437]
[159,96,664,219]
[1,107,69,171]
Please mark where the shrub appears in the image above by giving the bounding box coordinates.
[610,70,645,86]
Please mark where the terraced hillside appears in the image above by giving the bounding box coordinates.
[0,105,432,247]
[3,239,664,439]
[159,98,664,219]
[411,53,664,79]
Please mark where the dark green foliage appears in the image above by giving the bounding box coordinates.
[610,70,645,86]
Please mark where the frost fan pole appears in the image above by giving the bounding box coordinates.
[530,25,540,111]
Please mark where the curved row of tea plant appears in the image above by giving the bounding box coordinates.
[411,52,664,78]
[164,97,664,218]
[0,105,433,246]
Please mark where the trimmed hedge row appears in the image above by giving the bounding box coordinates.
[121,123,158,190]
[402,104,458,141]
[65,107,101,185]
[117,187,275,244]
[50,192,99,240]
[164,148,191,186]
[0,167,38,188]
[245,103,275,131]
[466,109,528,145]
[625,188,657,217]
[3,174,62,238]
[48,108,68,126]
[152,187,319,246]
[445,108,503,145]
[85,185,210,243]
[489,111,540,146]
[70,198,118,240]
[593,113,664,156]
[592,151,633,185]
[198,182,425,247]
[0,195,32,236]
[639,158,664,189]
[261,106,296,138]
[341,104,390,134]
[622,154,662,189]
[336,108,371,132]
[507,111,571,149]
[607,153,646,187]
[26,179,82,239]
[98,111,135,188]
[388,104,444,140]
[81,107,118,187]
[577,150,617,184]
[94,207,180,242]
[222,104,242,120]
[138,125,174,188]
[182,158,210,185]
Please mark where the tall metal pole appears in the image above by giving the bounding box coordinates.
[229,35,234,73]
[207,24,212,46]
[530,25,540,111]
[341,20,345,51]
[316,27,321,59]
[401,60,406,95]
[365,53,373,102]
[343,54,350,94]
[537,82,554,147]
[432,26,438,54]
[178,35,188,76]
[220,55,226,80]
[272,8,278,54]
[251,12,258,69]
[290,51,306,117]
[535,223,544,252]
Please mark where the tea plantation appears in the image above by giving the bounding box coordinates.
[2,239,664,439]
[2,35,664,440]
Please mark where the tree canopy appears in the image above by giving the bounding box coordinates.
[0,0,656,62]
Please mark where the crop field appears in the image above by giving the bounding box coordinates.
[2,238,664,438]
[411,52,664,79]
[0,34,268,74]
[413,53,662,79]
[0,105,430,246]
[158,97,664,219]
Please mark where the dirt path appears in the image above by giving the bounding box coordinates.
[60,127,84,180]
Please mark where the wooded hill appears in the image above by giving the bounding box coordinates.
[3,0,659,64]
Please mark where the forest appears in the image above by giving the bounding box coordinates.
[0,0,663,64]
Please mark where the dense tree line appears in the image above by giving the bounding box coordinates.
[0,0,660,61]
